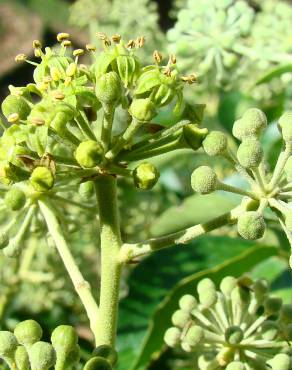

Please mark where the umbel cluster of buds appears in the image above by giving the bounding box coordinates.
[0,320,118,370]
[191,108,292,265]
[0,32,207,258]
[164,276,292,369]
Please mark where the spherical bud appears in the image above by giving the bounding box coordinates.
[178,294,197,312]
[4,188,26,211]
[267,354,290,370]
[30,167,54,192]
[171,309,190,329]
[164,327,181,348]
[237,139,263,168]
[264,297,282,316]
[197,278,217,307]
[220,276,237,297]
[15,345,30,370]
[75,140,103,168]
[237,212,265,240]
[203,131,228,156]
[183,325,204,347]
[29,341,56,370]
[132,162,159,190]
[225,326,243,345]
[51,325,78,355]
[183,124,208,151]
[84,356,111,370]
[14,320,43,347]
[191,166,217,194]
[79,181,95,200]
[2,95,31,121]
[0,331,18,357]
[260,321,278,341]
[233,108,267,140]
[280,304,292,324]
[93,345,118,366]
[285,156,292,181]
[226,362,246,370]
[129,99,156,122]
[95,71,122,106]
[278,112,292,130]
[0,232,9,249]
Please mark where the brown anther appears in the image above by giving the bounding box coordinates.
[181,74,197,84]
[136,36,145,48]
[126,39,135,49]
[32,40,42,49]
[153,50,162,64]
[8,113,19,123]
[62,40,72,47]
[169,54,177,64]
[15,54,27,62]
[86,44,96,52]
[163,67,172,77]
[57,32,70,42]
[73,49,84,57]
[96,32,108,41]
[31,117,45,125]
[112,34,121,43]
[52,91,65,100]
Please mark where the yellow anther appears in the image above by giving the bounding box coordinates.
[31,117,45,125]
[62,40,72,47]
[169,54,177,65]
[52,91,65,100]
[73,49,84,57]
[181,74,197,84]
[50,67,62,81]
[15,54,27,62]
[153,50,162,64]
[66,63,77,77]
[136,36,145,48]
[57,32,70,42]
[32,40,42,49]
[112,34,121,43]
[96,32,108,41]
[7,113,20,123]
[126,39,135,49]
[86,44,96,52]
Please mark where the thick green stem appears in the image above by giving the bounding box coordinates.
[94,174,122,347]
[39,199,99,341]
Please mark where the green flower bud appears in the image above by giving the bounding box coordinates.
[4,188,26,211]
[191,166,217,194]
[30,167,54,192]
[14,320,43,347]
[220,276,237,297]
[179,294,197,312]
[280,304,292,324]
[92,345,118,366]
[285,156,292,181]
[264,297,282,316]
[237,139,263,168]
[183,124,208,151]
[260,321,278,341]
[2,95,31,120]
[183,325,204,347]
[15,345,30,370]
[278,112,292,129]
[237,211,265,240]
[95,71,122,106]
[84,356,112,370]
[225,326,243,345]
[203,131,228,156]
[0,331,18,357]
[226,362,246,370]
[132,162,159,190]
[129,99,156,122]
[75,140,103,168]
[29,341,56,370]
[171,309,190,328]
[164,327,181,348]
[0,232,9,249]
[51,325,78,354]
[197,278,217,307]
[267,354,290,370]
[233,108,267,140]
[79,181,95,200]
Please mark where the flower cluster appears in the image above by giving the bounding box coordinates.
[190,108,292,264]
[164,276,292,369]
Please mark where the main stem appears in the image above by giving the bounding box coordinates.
[94,174,122,347]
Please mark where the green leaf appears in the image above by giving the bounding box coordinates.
[150,192,238,236]
[256,64,292,85]
[132,245,278,370]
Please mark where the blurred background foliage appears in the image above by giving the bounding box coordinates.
[0,0,291,369]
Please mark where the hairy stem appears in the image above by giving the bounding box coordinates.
[94,174,122,347]
[39,199,99,340]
